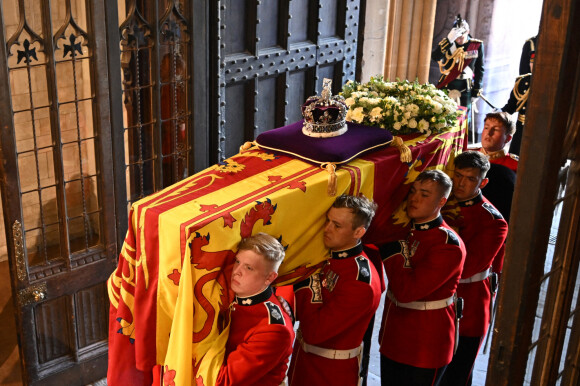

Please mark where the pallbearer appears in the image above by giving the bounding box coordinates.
[288,194,382,385]
[217,233,294,385]
[379,170,466,386]
[440,151,508,386]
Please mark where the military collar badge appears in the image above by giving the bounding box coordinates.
[458,192,483,207]
[412,215,443,231]
[331,241,364,259]
[235,286,273,306]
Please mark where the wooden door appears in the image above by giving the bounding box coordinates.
[205,0,362,162]
[110,0,195,239]
[110,0,364,235]
[0,0,365,384]
[0,0,117,384]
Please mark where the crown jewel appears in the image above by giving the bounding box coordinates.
[302,78,348,138]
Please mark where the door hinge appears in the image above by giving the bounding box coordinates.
[17,282,47,307]
[13,220,27,282]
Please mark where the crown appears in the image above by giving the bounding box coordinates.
[301,78,348,138]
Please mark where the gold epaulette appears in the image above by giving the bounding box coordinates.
[513,75,530,111]
[527,37,536,51]
[486,149,506,161]
[516,73,532,80]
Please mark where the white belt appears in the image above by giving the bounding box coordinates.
[300,336,362,360]
[459,268,491,283]
[386,289,454,310]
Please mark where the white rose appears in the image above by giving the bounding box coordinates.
[408,118,418,128]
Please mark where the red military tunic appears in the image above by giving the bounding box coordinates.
[288,243,382,385]
[478,147,519,173]
[444,192,508,337]
[217,286,294,386]
[379,216,466,369]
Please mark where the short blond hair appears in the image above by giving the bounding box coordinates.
[238,233,285,272]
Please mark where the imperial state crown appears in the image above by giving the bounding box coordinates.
[301,78,348,138]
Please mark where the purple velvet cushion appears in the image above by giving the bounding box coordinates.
[255,120,393,164]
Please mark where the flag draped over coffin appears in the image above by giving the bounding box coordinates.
[107,113,466,386]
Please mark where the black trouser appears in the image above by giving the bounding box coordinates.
[509,119,524,156]
[439,336,483,386]
[380,355,447,386]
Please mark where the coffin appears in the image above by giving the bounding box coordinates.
[107,110,466,385]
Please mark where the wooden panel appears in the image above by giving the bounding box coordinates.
[224,0,251,55]
[75,283,108,349]
[320,0,339,37]
[258,0,281,49]
[35,297,72,364]
[255,77,278,134]
[289,0,309,43]
[224,83,248,157]
[318,64,338,87]
[287,70,308,123]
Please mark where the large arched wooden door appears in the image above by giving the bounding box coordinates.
[0,0,116,384]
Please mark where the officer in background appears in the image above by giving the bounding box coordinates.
[502,47,535,156]
[379,170,466,386]
[288,194,382,386]
[441,151,508,386]
[519,35,537,75]
[432,15,484,140]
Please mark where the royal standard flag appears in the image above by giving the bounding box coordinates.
[107,112,466,385]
